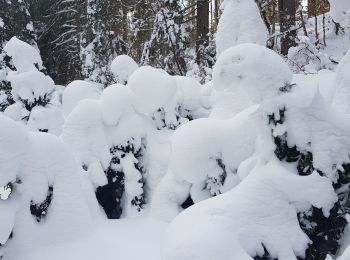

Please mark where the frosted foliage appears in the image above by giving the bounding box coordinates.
[162,159,337,260]
[128,66,177,114]
[333,49,350,113]
[62,80,101,117]
[329,0,350,23]
[216,0,268,56]
[213,44,293,103]
[287,36,332,73]
[8,71,54,104]
[111,55,138,83]
[4,37,43,72]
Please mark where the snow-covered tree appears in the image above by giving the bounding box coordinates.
[0,0,37,47]
[81,0,127,85]
[3,37,63,135]
[141,0,189,76]
[215,0,268,56]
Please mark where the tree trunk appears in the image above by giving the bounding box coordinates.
[196,0,209,63]
[279,0,297,55]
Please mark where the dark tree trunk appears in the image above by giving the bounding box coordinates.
[279,0,297,55]
[196,0,209,63]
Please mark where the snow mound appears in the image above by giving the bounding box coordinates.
[111,55,138,83]
[216,0,268,56]
[128,66,177,115]
[213,43,293,103]
[162,158,337,260]
[4,37,43,72]
[62,80,101,117]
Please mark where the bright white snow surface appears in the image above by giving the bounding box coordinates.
[24,218,167,260]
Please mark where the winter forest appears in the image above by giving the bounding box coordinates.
[2,0,350,259]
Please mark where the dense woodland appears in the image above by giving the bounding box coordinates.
[0,0,335,85]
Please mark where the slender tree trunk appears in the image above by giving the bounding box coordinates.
[278,0,297,55]
[196,0,209,63]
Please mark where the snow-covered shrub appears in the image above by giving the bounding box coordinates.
[62,68,209,219]
[288,36,332,73]
[110,55,138,85]
[0,115,91,259]
[151,105,258,221]
[162,157,337,260]
[3,37,63,135]
[62,80,101,118]
[3,37,43,73]
[152,43,292,222]
[62,84,148,219]
[257,72,350,258]
[215,0,268,56]
[128,66,208,130]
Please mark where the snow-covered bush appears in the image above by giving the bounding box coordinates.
[257,81,350,259]
[3,37,63,135]
[215,0,268,56]
[161,42,350,259]
[162,157,337,260]
[0,115,91,259]
[151,105,258,221]
[62,84,148,219]
[152,44,291,221]
[288,36,332,73]
[110,55,138,85]
[62,67,209,219]
[128,66,208,130]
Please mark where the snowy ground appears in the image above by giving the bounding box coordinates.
[24,217,167,260]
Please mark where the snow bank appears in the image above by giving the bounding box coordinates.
[216,0,268,56]
[329,0,350,23]
[111,55,138,84]
[62,80,101,117]
[162,158,337,260]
